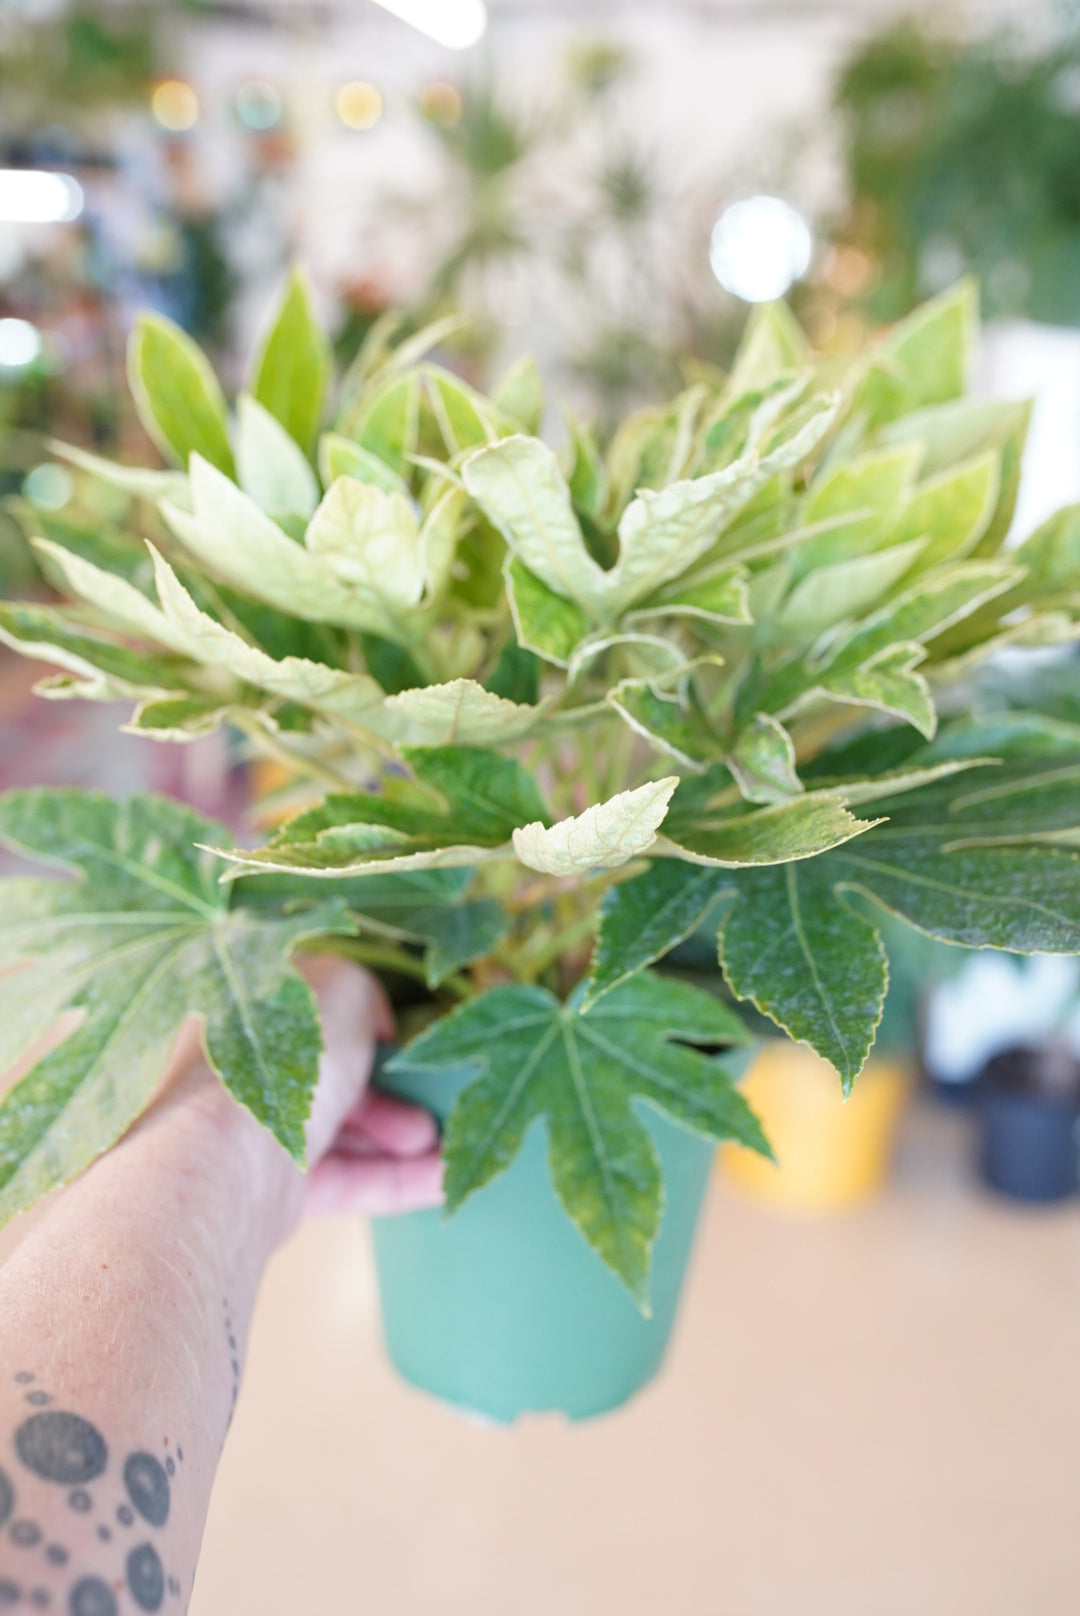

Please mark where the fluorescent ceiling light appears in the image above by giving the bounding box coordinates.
[0,170,83,225]
[371,0,487,49]
[710,195,812,304]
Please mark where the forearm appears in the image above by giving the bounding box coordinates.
[0,1061,301,1614]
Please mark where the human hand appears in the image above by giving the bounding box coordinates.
[300,957,444,1219]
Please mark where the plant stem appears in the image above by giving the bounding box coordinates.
[234,715,355,794]
[315,936,472,1000]
[517,913,598,984]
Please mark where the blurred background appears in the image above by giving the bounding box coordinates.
[2,0,1080,1611]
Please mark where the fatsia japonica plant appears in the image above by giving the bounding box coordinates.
[2,271,1079,1307]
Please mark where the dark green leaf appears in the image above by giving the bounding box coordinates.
[390,973,760,1306]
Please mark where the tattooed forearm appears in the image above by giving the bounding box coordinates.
[0,1373,186,1613]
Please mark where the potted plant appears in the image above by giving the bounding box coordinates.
[1,273,1078,1422]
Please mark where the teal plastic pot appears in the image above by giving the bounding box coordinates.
[371,1046,747,1423]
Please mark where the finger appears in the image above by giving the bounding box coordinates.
[339,1091,440,1158]
[303,1150,445,1219]
[300,961,397,1161]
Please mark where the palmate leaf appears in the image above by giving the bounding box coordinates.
[389,973,764,1307]
[0,791,354,1229]
[590,752,1080,1089]
[235,867,507,989]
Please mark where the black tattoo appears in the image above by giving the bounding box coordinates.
[223,1299,240,1420]
[68,1578,116,1616]
[126,1544,164,1613]
[122,1456,169,1530]
[7,1383,182,1611]
[15,1415,107,1488]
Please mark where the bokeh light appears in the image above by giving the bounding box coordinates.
[336,81,383,131]
[23,463,73,511]
[420,82,463,127]
[0,170,83,224]
[151,80,200,133]
[371,0,487,50]
[709,195,812,303]
[235,81,283,131]
[0,318,42,368]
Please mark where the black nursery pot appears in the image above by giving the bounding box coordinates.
[978,1045,1080,1204]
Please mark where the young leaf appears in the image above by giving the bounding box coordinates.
[726,301,810,397]
[250,267,331,454]
[147,547,391,730]
[305,476,426,623]
[390,973,761,1307]
[382,680,543,746]
[728,714,803,805]
[0,790,353,1228]
[221,747,550,879]
[492,354,544,434]
[640,564,750,626]
[608,681,718,770]
[425,365,508,454]
[880,278,977,414]
[796,444,923,574]
[235,393,320,518]
[604,398,839,616]
[0,602,187,704]
[662,791,878,868]
[162,457,396,636]
[50,441,190,505]
[776,539,928,640]
[513,778,679,875]
[127,313,234,475]
[889,452,1000,571]
[337,371,421,476]
[462,436,610,620]
[821,643,936,737]
[317,433,410,497]
[564,410,608,518]
[504,557,591,666]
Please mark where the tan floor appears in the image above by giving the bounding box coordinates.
[184,1103,1080,1616]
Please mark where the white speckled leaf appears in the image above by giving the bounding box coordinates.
[513,777,679,875]
[0,790,354,1229]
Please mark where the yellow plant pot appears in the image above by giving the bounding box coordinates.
[722,1042,913,1211]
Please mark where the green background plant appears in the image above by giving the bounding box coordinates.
[833,19,1080,326]
[1,271,1079,1306]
